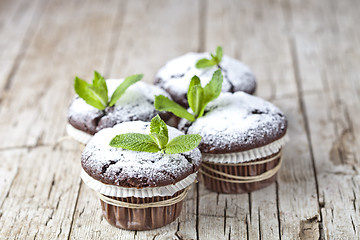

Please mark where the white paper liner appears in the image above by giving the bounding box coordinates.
[202,134,289,164]
[66,124,93,144]
[81,169,198,198]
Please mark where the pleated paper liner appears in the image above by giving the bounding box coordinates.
[81,171,197,230]
[81,170,197,198]
[200,149,283,194]
[66,124,92,144]
[99,188,188,230]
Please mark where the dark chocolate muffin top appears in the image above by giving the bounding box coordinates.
[178,92,287,154]
[155,52,256,107]
[81,121,202,188]
[67,79,171,135]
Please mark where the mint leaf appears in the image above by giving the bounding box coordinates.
[150,115,168,149]
[92,71,108,105]
[154,95,195,122]
[198,69,223,118]
[187,75,201,95]
[109,74,143,106]
[203,69,223,103]
[109,133,160,152]
[187,76,202,116]
[165,134,202,154]
[195,46,223,69]
[110,115,202,154]
[195,58,216,69]
[74,76,107,110]
[215,46,223,63]
[188,85,204,118]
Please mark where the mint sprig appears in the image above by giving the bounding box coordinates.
[109,115,202,154]
[195,46,223,69]
[74,71,143,110]
[154,69,223,122]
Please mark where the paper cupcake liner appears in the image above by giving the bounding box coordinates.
[200,150,282,194]
[100,189,185,230]
[81,169,197,198]
[202,134,289,164]
[66,124,93,144]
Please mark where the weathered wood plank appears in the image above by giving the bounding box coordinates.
[288,0,360,238]
[0,0,359,239]
[0,0,45,94]
[108,0,201,83]
[0,0,122,149]
[0,142,82,239]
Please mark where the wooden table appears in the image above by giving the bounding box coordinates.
[0,0,359,239]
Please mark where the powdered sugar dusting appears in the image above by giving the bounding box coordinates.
[67,79,171,134]
[155,52,256,106]
[82,121,202,188]
[179,92,287,153]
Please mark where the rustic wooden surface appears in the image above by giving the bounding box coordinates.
[0,0,359,239]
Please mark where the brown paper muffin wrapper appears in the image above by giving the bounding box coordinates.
[99,189,186,230]
[200,150,282,194]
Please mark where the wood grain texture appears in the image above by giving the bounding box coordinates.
[0,0,359,239]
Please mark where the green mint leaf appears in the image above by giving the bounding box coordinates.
[74,76,107,110]
[195,58,217,69]
[154,95,195,122]
[195,46,223,69]
[198,69,223,118]
[109,133,160,152]
[165,134,202,154]
[92,71,108,105]
[187,75,201,96]
[188,85,204,118]
[109,74,143,106]
[187,76,202,115]
[149,115,169,149]
[215,46,223,63]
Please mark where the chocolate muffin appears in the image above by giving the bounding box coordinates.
[81,121,201,230]
[155,52,256,108]
[178,92,288,194]
[67,79,171,144]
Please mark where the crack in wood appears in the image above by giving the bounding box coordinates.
[257,208,262,240]
[66,181,82,240]
[350,216,357,234]
[288,33,323,240]
[248,193,252,222]
[45,209,54,226]
[0,143,53,152]
[57,226,62,238]
[151,233,159,240]
[223,198,227,235]
[275,181,282,239]
[195,183,200,240]
[245,214,250,240]
[174,221,183,240]
[32,229,39,240]
[47,174,56,200]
